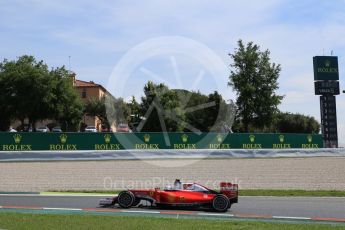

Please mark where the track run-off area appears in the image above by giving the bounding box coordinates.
[1,157,345,192]
[0,194,345,225]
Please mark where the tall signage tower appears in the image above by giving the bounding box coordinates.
[313,56,340,148]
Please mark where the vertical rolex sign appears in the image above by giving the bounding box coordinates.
[313,56,339,81]
[313,56,339,148]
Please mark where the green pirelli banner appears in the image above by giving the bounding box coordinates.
[0,132,323,151]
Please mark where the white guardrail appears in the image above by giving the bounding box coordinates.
[0,149,345,162]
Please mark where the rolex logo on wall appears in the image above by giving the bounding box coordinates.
[249,135,255,143]
[144,134,150,143]
[104,134,111,144]
[13,134,22,144]
[279,135,285,143]
[181,134,188,143]
[60,134,68,144]
[307,135,313,143]
[217,134,223,143]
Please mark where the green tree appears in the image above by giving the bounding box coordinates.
[0,56,84,131]
[274,112,320,133]
[127,96,141,130]
[85,96,130,130]
[214,98,236,132]
[113,97,131,124]
[181,90,235,132]
[139,86,236,133]
[178,90,209,132]
[0,56,54,129]
[0,63,14,129]
[229,40,284,132]
[0,83,12,130]
[84,97,108,127]
[139,81,184,132]
[128,96,140,117]
[50,68,84,131]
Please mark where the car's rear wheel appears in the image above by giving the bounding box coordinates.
[212,194,230,212]
[117,191,135,208]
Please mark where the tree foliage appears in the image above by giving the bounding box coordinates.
[139,81,184,132]
[176,89,236,132]
[85,96,130,130]
[0,55,83,131]
[127,96,141,130]
[50,67,84,131]
[178,89,209,132]
[0,54,320,134]
[137,81,236,132]
[229,40,284,132]
[274,112,320,134]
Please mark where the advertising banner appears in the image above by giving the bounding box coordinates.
[0,133,323,151]
[313,56,339,81]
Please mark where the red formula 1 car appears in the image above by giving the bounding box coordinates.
[99,182,238,212]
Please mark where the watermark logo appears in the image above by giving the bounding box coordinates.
[106,36,234,167]
[103,177,242,190]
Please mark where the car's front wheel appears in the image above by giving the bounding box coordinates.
[117,191,135,208]
[212,194,230,212]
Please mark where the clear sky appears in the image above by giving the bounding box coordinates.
[1,0,345,145]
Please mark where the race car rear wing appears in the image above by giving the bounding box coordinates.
[220,182,238,202]
[220,182,238,191]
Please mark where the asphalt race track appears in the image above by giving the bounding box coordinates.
[1,194,345,223]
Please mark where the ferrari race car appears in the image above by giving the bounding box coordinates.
[99,182,238,212]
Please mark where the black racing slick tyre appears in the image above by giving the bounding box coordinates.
[117,191,135,208]
[212,194,230,212]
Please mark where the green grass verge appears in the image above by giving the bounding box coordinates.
[0,213,344,230]
[47,189,345,197]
